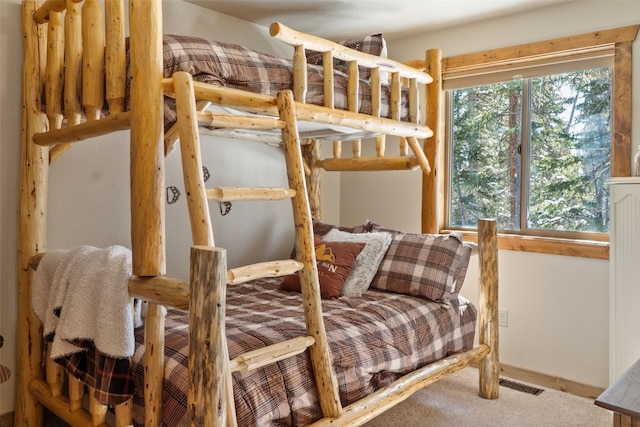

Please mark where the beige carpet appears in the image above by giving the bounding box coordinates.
[364,367,612,427]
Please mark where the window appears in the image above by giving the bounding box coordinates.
[437,25,638,259]
[448,66,612,238]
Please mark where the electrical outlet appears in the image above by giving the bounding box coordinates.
[498,309,509,327]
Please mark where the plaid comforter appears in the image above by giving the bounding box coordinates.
[124,35,410,132]
[130,279,476,426]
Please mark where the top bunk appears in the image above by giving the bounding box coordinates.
[23,0,443,277]
[28,0,437,164]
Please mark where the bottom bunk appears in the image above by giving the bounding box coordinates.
[29,219,498,427]
[131,278,477,426]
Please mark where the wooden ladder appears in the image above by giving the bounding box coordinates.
[171,72,342,426]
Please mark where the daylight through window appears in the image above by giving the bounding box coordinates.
[447,65,613,237]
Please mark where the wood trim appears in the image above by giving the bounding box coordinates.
[612,40,633,177]
[443,25,639,71]
[498,363,606,400]
[431,25,639,241]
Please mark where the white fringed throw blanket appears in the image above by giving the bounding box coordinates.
[32,245,140,359]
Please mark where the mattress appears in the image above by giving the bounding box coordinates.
[129,278,477,426]
[124,35,411,133]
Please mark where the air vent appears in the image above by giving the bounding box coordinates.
[499,378,544,395]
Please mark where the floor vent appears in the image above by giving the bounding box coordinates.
[499,378,545,396]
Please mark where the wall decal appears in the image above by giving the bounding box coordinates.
[166,186,181,204]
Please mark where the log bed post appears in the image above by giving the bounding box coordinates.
[16,2,49,426]
[129,1,166,425]
[478,218,500,399]
[129,0,165,276]
[422,48,444,234]
[189,246,233,427]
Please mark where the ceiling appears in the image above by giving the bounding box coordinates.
[185,0,572,40]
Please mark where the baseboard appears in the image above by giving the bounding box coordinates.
[0,412,14,427]
[498,363,605,400]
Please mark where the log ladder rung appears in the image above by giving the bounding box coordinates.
[229,336,316,373]
[226,259,304,285]
[207,186,296,202]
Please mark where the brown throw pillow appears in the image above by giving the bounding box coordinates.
[281,237,365,299]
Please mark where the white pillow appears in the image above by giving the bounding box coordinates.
[323,229,392,297]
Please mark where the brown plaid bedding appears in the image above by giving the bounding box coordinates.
[130,278,476,426]
[125,35,410,132]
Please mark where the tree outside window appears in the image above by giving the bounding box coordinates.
[448,67,612,236]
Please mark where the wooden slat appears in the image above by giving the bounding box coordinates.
[292,44,307,102]
[114,399,133,427]
[105,0,126,114]
[45,10,64,129]
[81,0,105,121]
[45,344,64,397]
[29,379,107,427]
[64,0,83,127]
[128,275,190,310]
[230,336,315,373]
[317,155,420,172]
[207,186,296,202]
[89,388,108,426]
[226,259,304,285]
[68,376,84,411]
[322,51,334,108]
[33,112,131,146]
[196,111,285,130]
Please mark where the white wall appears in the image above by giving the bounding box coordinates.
[341,0,640,389]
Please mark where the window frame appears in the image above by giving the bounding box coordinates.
[434,25,639,260]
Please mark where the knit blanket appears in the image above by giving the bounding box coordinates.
[32,245,140,359]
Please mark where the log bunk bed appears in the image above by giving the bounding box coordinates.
[16,0,500,426]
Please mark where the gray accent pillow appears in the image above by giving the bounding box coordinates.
[323,229,393,297]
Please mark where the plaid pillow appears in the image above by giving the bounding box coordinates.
[370,231,467,303]
[306,34,386,80]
